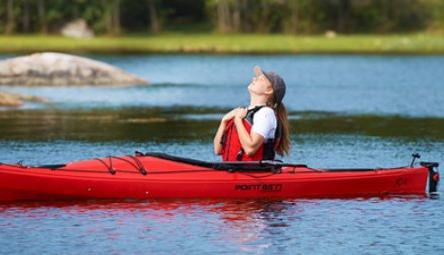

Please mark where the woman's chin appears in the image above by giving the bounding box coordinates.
[248,83,258,91]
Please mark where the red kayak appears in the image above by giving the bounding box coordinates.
[0,152,439,202]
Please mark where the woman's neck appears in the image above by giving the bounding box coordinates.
[249,95,268,108]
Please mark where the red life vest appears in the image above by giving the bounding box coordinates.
[220,106,280,161]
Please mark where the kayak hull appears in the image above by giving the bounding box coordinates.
[0,155,436,201]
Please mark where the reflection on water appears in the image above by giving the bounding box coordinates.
[0,199,442,254]
[1,107,444,142]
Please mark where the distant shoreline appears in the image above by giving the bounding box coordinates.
[0,33,443,55]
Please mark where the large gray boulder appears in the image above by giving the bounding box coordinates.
[0,52,148,86]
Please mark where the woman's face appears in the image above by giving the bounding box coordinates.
[248,74,273,96]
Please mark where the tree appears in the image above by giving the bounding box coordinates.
[5,0,14,34]
[147,0,160,33]
[337,0,351,33]
[22,0,30,33]
[102,0,121,35]
[112,0,121,34]
[217,0,231,33]
[232,0,241,32]
[287,0,299,34]
[37,0,47,33]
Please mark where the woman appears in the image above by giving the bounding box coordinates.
[213,66,290,161]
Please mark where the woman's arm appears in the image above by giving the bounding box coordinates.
[213,120,227,155]
[213,108,237,155]
[234,109,265,156]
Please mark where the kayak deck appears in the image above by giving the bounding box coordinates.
[0,152,439,201]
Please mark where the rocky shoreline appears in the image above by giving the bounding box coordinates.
[0,52,148,86]
[0,91,48,107]
[0,52,148,108]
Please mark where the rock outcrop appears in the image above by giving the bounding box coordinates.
[0,52,148,86]
[61,19,94,39]
[0,91,48,107]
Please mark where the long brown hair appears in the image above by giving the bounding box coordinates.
[267,97,290,156]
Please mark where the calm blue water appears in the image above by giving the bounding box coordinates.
[2,54,444,117]
[0,54,443,254]
[0,199,443,254]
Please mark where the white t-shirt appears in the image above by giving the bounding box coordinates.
[250,106,277,141]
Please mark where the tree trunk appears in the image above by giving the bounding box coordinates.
[337,0,351,33]
[103,0,120,35]
[288,0,298,34]
[5,0,14,34]
[258,0,269,33]
[112,0,121,35]
[232,0,241,32]
[22,0,30,33]
[217,0,224,33]
[217,0,230,33]
[103,0,113,34]
[38,0,47,34]
[240,0,250,32]
[147,0,160,33]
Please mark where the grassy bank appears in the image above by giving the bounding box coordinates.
[1,33,444,54]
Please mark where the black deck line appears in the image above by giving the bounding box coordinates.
[142,152,414,173]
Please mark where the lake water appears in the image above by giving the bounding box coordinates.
[0,54,443,254]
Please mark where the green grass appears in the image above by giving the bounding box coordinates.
[1,33,444,54]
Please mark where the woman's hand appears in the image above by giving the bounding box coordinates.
[215,107,244,155]
[234,107,247,120]
[222,108,239,123]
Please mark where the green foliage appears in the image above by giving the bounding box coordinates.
[1,0,443,35]
[0,3,3,33]
[427,0,444,32]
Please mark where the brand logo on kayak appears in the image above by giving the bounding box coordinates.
[235,184,282,192]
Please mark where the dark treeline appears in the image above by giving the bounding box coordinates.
[0,0,443,35]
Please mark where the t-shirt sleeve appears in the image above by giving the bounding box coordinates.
[251,107,276,139]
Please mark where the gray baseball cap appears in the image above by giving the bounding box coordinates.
[254,66,286,104]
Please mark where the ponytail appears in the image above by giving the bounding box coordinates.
[267,96,290,156]
[274,103,290,156]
